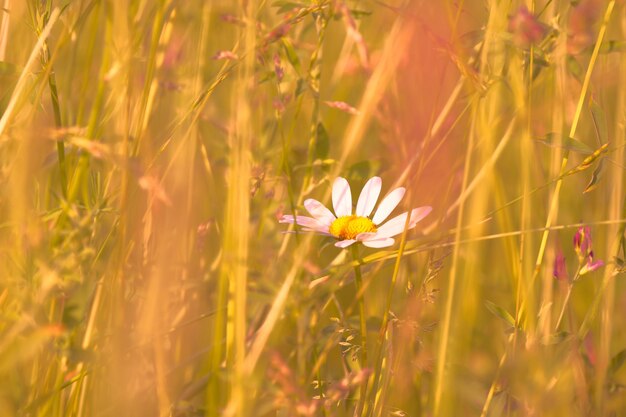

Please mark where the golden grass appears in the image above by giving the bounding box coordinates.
[1,1,626,416]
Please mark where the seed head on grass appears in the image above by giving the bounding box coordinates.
[280,176,431,248]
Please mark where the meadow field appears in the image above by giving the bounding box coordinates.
[1,0,625,416]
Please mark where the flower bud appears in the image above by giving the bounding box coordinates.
[553,250,569,281]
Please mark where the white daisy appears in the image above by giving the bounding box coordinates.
[280,176,432,248]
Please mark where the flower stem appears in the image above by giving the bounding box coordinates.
[368,211,411,417]
[555,283,573,331]
[555,267,581,331]
[351,244,368,415]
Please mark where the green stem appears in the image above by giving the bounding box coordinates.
[207,277,228,417]
[351,244,368,415]
[313,345,327,417]
[48,64,67,197]
[554,283,573,331]
[37,12,67,196]
[300,9,328,198]
[555,268,581,331]
[516,0,615,330]
[368,209,412,417]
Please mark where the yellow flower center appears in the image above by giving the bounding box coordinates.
[329,215,377,240]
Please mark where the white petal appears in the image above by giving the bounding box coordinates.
[301,228,332,235]
[335,239,356,248]
[372,187,406,225]
[362,238,395,248]
[304,199,336,226]
[278,214,298,224]
[356,176,382,217]
[279,215,328,231]
[411,206,432,225]
[355,232,377,241]
[375,206,432,238]
[332,177,352,217]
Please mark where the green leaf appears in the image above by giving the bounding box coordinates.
[350,9,372,19]
[583,158,604,193]
[599,40,626,54]
[257,70,276,84]
[0,328,58,374]
[347,160,380,181]
[544,331,570,345]
[535,133,594,154]
[292,159,335,171]
[281,38,301,75]
[485,300,515,327]
[272,1,305,14]
[0,61,20,117]
[366,316,383,332]
[589,99,608,144]
[0,61,19,77]
[295,78,306,97]
[609,349,626,376]
[459,29,484,48]
[315,122,329,159]
[566,55,583,82]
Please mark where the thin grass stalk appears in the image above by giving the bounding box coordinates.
[108,1,133,388]
[268,10,420,379]
[332,7,414,180]
[578,202,626,342]
[306,254,389,384]
[479,335,511,417]
[524,37,540,340]
[479,39,527,417]
[67,4,110,205]
[40,40,67,196]
[368,205,412,417]
[276,78,299,247]
[243,247,310,375]
[300,7,328,200]
[216,2,255,416]
[139,42,185,405]
[335,219,626,275]
[72,0,100,127]
[0,0,9,60]
[554,282,573,331]
[130,0,167,155]
[541,1,567,342]
[437,116,517,223]
[372,323,394,417]
[207,272,229,417]
[464,6,510,412]
[0,8,59,137]
[351,244,368,416]
[433,103,477,416]
[594,24,626,413]
[517,0,616,332]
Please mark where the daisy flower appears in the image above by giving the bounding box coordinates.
[280,176,432,248]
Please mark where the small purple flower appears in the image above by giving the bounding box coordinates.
[573,226,604,276]
[573,226,592,261]
[509,6,546,48]
[553,250,569,281]
[580,256,604,275]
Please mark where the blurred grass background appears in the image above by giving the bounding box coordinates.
[0,0,625,416]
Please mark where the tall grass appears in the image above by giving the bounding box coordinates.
[0,1,625,416]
